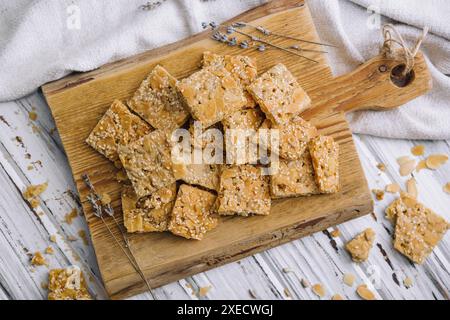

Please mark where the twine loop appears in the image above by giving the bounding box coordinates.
[381,24,429,76]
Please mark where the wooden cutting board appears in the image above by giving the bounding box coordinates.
[41,0,431,299]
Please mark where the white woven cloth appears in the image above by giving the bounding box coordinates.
[308,0,450,139]
[1,0,449,139]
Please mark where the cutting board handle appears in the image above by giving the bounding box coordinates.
[302,52,432,119]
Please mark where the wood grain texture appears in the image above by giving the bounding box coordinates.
[40,1,431,299]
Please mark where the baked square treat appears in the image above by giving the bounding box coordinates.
[86,100,152,162]
[216,165,271,216]
[173,163,220,191]
[222,108,265,165]
[386,195,449,264]
[128,65,189,132]
[122,184,177,233]
[262,115,317,161]
[247,63,311,125]
[270,150,320,199]
[168,184,218,240]
[345,228,375,262]
[177,68,246,128]
[309,135,340,194]
[48,266,92,300]
[118,130,176,198]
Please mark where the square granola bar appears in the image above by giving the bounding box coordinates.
[222,108,265,165]
[387,195,449,264]
[168,184,218,240]
[263,115,317,161]
[128,65,189,132]
[247,63,311,125]
[118,130,176,198]
[177,68,246,128]
[48,266,92,300]
[86,100,152,163]
[216,165,271,216]
[173,163,220,191]
[122,184,177,233]
[309,135,340,194]
[270,150,320,199]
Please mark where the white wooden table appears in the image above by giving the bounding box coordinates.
[0,91,448,300]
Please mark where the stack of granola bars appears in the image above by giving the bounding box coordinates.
[86,52,340,240]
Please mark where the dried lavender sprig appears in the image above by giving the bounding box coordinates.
[140,0,166,11]
[232,28,319,63]
[290,45,328,54]
[82,174,155,298]
[233,22,337,48]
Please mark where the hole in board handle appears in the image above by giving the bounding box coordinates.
[390,64,415,88]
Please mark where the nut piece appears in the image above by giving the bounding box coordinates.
[168,185,217,240]
[411,145,425,156]
[403,277,413,288]
[385,183,400,194]
[406,178,418,199]
[128,65,189,132]
[376,163,386,171]
[177,68,246,128]
[372,189,384,201]
[48,266,92,300]
[425,154,448,170]
[122,184,176,233]
[356,284,376,300]
[216,165,271,216]
[343,273,355,287]
[247,63,311,125]
[416,160,428,172]
[261,115,318,161]
[270,150,320,199]
[444,183,450,194]
[309,135,340,194]
[345,228,375,262]
[118,130,176,198]
[399,159,416,176]
[331,294,344,300]
[312,283,326,298]
[388,195,449,264]
[86,100,152,162]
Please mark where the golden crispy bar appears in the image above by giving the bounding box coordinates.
[222,108,265,165]
[247,63,311,125]
[128,65,189,132]
[118,130,176,198]
[270,150,320,199]
[309,135,340,194]
[216,165,271,216]
[177,68,246,128]
[345,228,375,262]
[122,184,177,233]
[86,100,152,162]
[262,115,317,161]
[386,195,449,264]
[48,266,92,300]
[168,184,218,240]
[173,163,220,191]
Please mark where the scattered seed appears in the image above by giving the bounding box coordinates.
[331,294,344,300]
[282,267,293,273]
[399,159,416,176]
[284,287,292,298]
[411,145,425,156]
[385,183,400,193]
[248,289,258,299]
[45,246,54,255]
[312,283,326,298]
[372,189,384,201]
[64,208,78,225]
[198,285,212,297]
[330,229,341,238]
[406,178,418,199]
[403,277,413,288]
[49,235,57,243]
[444,183,450,194]
[356,284,376,300]
[376,163,386,172]
[425,154,448,170]
[343,273,355,287]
